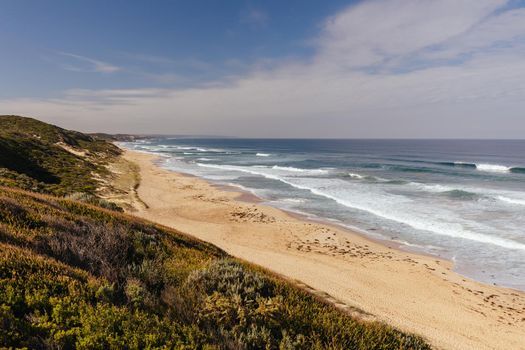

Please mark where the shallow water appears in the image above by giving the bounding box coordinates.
[121,138,525,290]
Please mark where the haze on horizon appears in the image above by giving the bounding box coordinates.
[1,0,525,138]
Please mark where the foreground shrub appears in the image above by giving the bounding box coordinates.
[0,245,208,349]
[177,259,431,350]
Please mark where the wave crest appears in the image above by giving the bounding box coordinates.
[440,161,525,174]
[476,163,511,173]
[271,165,329,174]
[348,173,365,179]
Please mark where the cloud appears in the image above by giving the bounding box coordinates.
[57,52,121,73]
[314,0,507,70]
[418,7,525,62]
[2,0,525,137]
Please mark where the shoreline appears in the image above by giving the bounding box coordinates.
[219,180,439,259]
[150,153,469,272]
[155,154,525,293]
[150,153,421,257]
[115,149,525,350]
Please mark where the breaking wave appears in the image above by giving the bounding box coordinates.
[439,161,525,174]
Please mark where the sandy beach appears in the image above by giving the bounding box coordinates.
[112,150,525,350]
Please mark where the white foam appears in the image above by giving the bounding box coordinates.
[348,173,365,179]
[497,196,525,206]
[225,182,260,196]
[476,163,511,173]
[261,176,525,252]
[256,153,271,157]
[141,146,170,152]
[196,164,288,184]
[272,166,307,172]
[280,198,307,204]
[174,146,225,153]
[205,163,328,176]
[271,165,329,174]
[409,182,455,193]
[452,161,514,173]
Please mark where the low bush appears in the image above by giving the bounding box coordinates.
[176,259,431,350]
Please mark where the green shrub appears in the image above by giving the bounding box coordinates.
[177,259,431,350]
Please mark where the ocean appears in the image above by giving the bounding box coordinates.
[120,138,525,290]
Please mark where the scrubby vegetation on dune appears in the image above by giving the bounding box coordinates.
[0,115,120,196]
[0,187,431,349]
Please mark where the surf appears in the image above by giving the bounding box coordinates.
[440,161,525,174]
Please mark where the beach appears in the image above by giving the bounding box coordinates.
[114,149,525,350]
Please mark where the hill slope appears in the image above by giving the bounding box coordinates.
[0,115,120,196]
[0,187,430,349]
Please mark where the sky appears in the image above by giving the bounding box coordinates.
[1,0,525,138]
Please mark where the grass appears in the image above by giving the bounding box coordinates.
[0,186,432,349]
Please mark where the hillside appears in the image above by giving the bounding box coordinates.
[0,116,431,349]
[0,187,430,349]
[0,115,120,196]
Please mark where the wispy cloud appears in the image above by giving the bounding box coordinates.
[314,0,508,71]
[3,0,525,137]
[57,52,121,73]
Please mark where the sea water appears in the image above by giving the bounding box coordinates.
[121,138,525,290]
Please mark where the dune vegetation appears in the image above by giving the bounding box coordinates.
[0,115,120,196]
[0,115,431,349]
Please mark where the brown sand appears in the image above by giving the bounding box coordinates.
[118,150,525,350]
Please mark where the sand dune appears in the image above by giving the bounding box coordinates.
[119,150,525,350]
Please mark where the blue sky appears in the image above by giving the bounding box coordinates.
[0,0,350,96]
[2,0,525,137]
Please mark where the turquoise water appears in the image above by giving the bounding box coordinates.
[121,139,525,290]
